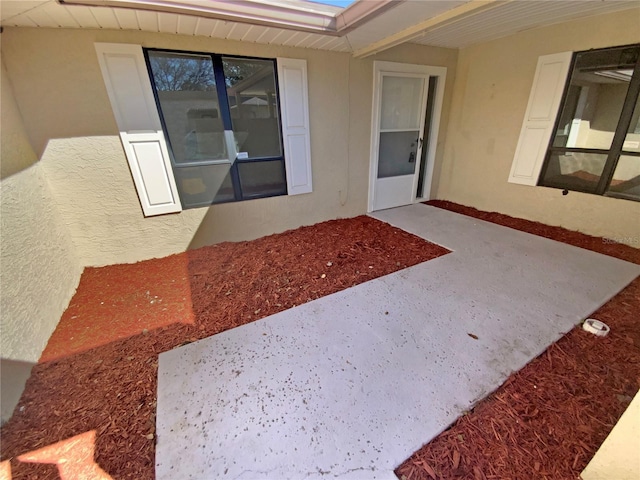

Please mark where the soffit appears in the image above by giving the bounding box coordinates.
[0,0,638,54]
[0,0,353,51]
[410,0,640,50]
[344,0,468,51]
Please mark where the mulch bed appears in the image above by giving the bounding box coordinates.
[393,201,640,480]
[2,204,638,480]
[40,254,195,363]
[0,215,448,479]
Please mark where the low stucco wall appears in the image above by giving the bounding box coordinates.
[0,61,83,363]
[1,27,457,266]
[581,392,640,480]
[436,8,640,245]
[1,358,35,424]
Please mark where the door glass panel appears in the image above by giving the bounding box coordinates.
[378,131,419,178]
[607,155,640,199]
[540,151,608,193]
[173,164,235,207]
[222,57,282,159]
[380,76,424,130]
[551,46,637,150]
[147,51,227,164]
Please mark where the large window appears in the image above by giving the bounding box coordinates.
[145,49,287,208]
[539,44,640,201]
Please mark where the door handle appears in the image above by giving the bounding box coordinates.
[408,151,416,163]
[418,137,424,149]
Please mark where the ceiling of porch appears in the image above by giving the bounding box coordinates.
[0,0,637,56]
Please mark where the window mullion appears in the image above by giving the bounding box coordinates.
[211,54,243,200]
[211,55,233,130]
[230,163,244,201]
[596,56,640,194]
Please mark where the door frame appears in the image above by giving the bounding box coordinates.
[367,61,447,212]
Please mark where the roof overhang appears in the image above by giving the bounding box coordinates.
[1,0,638,55]
[58,0,399,35]
[352,0,506,57]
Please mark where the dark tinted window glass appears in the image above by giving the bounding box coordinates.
[551,47,635,151]
[223,57,282,159]
[238,160,286,197]
[148,52,228,163]
[540,44,640,202]
[173,164,235,207]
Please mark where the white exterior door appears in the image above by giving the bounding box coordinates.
[369,62,447,212]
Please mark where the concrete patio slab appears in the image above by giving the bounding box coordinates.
[156,204,639,479]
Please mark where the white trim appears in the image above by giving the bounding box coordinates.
[368,61,447,212]
[420,66,447,202]
[353,0,504,58]
[64,0,397,35]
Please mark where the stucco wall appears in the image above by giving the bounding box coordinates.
[1,27,457,266]
[436,9,640,245]
[582,392,640,480]
[0,61,83,363]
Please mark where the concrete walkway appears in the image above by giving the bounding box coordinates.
[156,204,639,479]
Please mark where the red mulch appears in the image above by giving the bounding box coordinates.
[3,204,638,480]
[426,200,640,263]
[393,201,640,480]
[0,215,448,479]
[40,254,195,363]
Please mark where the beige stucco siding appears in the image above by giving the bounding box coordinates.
[582,392,640,480]
[437,9,640,245]
[1,27,457,267]
[0,61,82,363]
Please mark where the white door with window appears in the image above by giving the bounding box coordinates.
[369,62,446,212]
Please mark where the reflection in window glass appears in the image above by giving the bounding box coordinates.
[608,155,640,200]
[222,57,282,159]
[238,160,287,197]
[551,46,637,151]
[623,94,640,153]
[173,164,235,207]
[380,76,424,131]
[146,49,289,208]
[378,131,418,178]
[148,51,227,163]
[540,152,608,193]
[540,44,640,202]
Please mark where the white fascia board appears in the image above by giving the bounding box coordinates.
[353,0,508,58]
[60,0,398,35]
